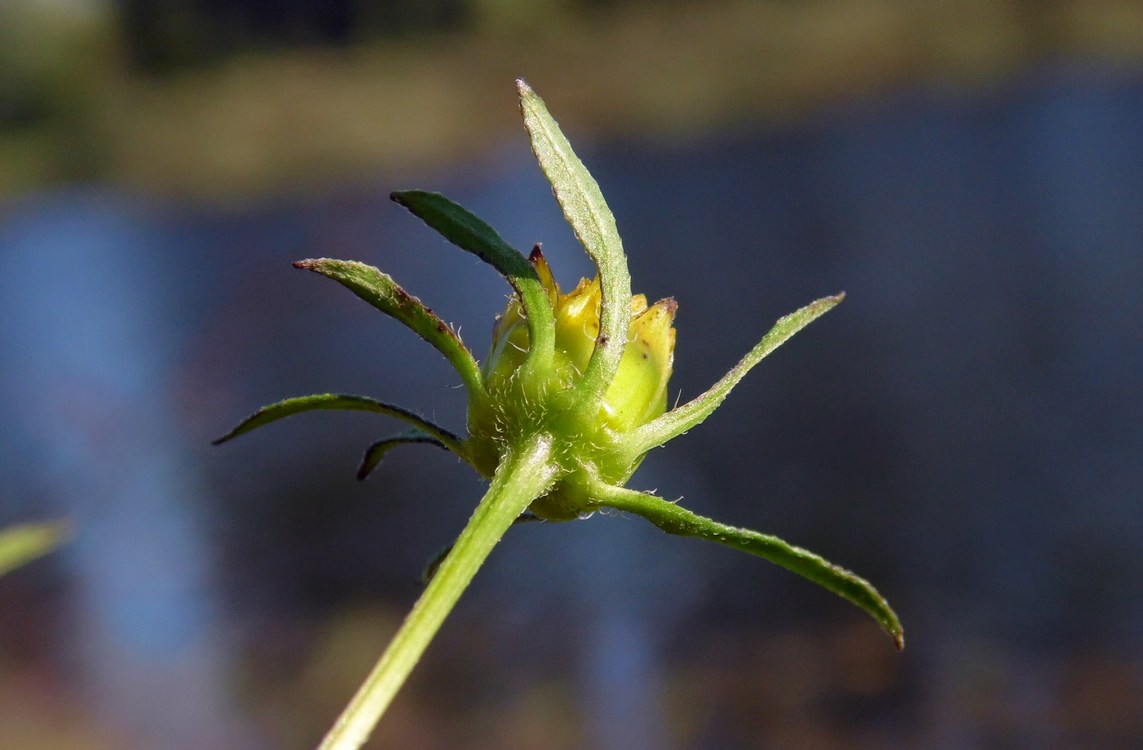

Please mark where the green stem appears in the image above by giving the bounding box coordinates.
[318,434,556,750]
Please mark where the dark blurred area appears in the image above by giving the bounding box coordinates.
[120,0,467,72]
[2,1,1142,748]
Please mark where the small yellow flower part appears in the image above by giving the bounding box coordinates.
[607,292,677,432]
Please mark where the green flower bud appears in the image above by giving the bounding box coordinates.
[469,248,676,519]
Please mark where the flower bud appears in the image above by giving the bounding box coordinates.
[470,250,676,518]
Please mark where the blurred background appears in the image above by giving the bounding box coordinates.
[2,0,1142,747]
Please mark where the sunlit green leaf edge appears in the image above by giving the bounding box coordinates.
[0,521,70,578]
[516,79,632,406]
[390,190,555,373]
[628,294,844,458]
[357,431,448,481]
[590,482,903,650]
[212,393,468,461]
[295,258,485,399]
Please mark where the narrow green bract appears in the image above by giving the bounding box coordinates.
[517,80,632,405]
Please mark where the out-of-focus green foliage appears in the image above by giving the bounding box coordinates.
[0,521,69,578]
[0,0,117,190]
[3,1,1143,198]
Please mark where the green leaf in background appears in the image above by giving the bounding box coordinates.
[0,521,70,578]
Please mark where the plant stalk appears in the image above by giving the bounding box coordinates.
[318,434,556,750]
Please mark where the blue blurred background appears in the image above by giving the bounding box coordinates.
[2,1,1142,748]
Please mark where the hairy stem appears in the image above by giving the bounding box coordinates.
[318,434,557,750]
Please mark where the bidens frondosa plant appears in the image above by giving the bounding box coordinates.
[216,80,902,750]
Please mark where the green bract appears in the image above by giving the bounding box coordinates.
[216,80,902,749]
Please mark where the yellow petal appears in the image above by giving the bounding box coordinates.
[529,246,560,305]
